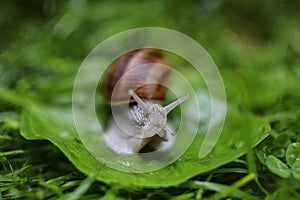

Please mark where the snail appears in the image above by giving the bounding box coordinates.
[103,49,189,154]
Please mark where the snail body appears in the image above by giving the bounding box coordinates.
[103,49,189,154]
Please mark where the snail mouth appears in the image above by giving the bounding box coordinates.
[141,126,165,138]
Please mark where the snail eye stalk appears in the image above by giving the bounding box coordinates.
[129,89,149,114]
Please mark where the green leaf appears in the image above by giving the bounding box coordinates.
[286,142,300,167]
[291,159,300,181]
[20,102,269,187]
[265,155,291,179]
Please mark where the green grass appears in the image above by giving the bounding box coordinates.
[1,0,300,199]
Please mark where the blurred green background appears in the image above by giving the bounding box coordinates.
[1,0,299,109]
[1,0,300,199]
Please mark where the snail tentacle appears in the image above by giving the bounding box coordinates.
[128,89,149,114]
[164,94,190,114]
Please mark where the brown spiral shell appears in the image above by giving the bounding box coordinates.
[103,49,171,105]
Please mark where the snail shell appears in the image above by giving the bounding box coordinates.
[103,49,171,105]
[103,49,189,154]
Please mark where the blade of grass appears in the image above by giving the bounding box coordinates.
[247,150,257,176]
[0,150,25,157]
[211,173,256,200]
[39,180,64,197]
[211,168,248,174]
[247,150,270,196]
[59,175,95,200]
[0,87,32,107]
[189,177,259,200]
